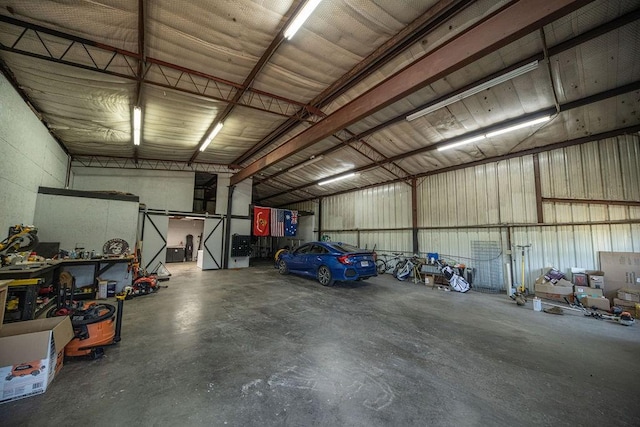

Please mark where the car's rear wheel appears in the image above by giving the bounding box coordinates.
[278,260,289,275]
[317,266,334,286]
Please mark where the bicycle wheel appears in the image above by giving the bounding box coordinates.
[375,259,387,275]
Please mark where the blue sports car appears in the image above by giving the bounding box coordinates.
[277,241,377,286]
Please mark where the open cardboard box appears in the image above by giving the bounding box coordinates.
[0,316,73,404]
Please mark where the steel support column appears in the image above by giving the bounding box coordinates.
[411,178,419,255]
[533,154,544,223]
[223,185,235,269]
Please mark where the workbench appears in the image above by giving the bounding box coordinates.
[52,257,133,299]
[0,263,58,322]
[1,257,133,323]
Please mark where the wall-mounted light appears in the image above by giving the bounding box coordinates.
[133,106,141,146]
[318,172,356,186]
[283,0,323,40]
[200,122,224,152]
[406,61,540,122]
[289,155,324,172]
[437,114,551,152]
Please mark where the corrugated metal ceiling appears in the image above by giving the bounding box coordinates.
[0,0,638,207]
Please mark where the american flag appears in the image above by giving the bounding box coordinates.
[271,208,285,237]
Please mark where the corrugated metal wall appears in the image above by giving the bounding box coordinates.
[321,182,413,252]
[318,134,640,291]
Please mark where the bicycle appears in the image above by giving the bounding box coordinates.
[375,253,406,276]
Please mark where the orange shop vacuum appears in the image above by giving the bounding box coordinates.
[48,272,124,359]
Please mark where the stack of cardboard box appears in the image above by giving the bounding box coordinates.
[534,269,574,302]
[614,288,640,318]
[577,270,610,311]
[598,251,640,303]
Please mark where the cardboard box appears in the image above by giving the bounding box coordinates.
[598,252,640,301]
[0,316,74,404]
[580,296,610,311]
[586,270,605,290]
[617,288,640,303]
[543,268,565,283]
[572,273,588,287]
[574,286,603,298]
[534,281,574,302]
[423,274,436,287]
[97,279,108,299]
[613,298,636,309]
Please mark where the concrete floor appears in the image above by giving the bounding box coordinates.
[2,261,640,426]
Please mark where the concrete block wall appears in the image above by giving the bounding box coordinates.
[0,73,68,234]
[71,168,195,212]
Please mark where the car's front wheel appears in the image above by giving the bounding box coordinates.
[278,259,289,275]
[317,266,334,286]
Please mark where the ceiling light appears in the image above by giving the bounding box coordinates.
[133,106,141,146]
[289,155,324,172]
[283,0,323,40]
[436,114,551,152]
[485,115,550,138]
[318,172,356,186]
[406,61,540,121]
[200,122,224,152]
[437,135,486,152]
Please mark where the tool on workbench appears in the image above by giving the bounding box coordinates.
[0,225,39,266]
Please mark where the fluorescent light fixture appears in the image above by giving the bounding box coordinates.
[289,155,324,172]
[485,115,550,138]
[200,122,224,152]
[406,61,540,121]
[283,0,322,40]
[436,114,551,152]
[133,106,141,146]
[318,172,356,186]
[437,135,486,152]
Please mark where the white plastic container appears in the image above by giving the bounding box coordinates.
[533,297,542,312]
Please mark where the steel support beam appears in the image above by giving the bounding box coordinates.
[231,0,593,185]
[257,7,640,188]
[279,124,640,205]
[71,156,234,173]
[233,0,472,165]
[256,78,640,202]
[188,1,305,163]
[0,15,312,120]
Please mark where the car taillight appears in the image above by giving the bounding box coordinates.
[337,255,352,264]
[372,252,377,261]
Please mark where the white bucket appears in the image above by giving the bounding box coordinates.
[533,297,542,312]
